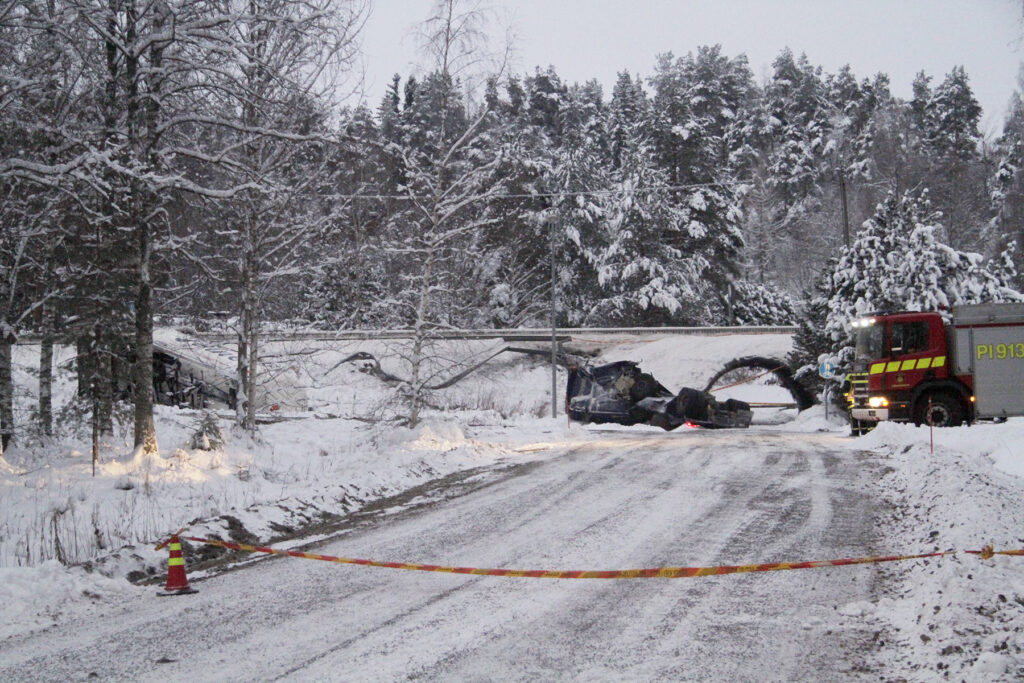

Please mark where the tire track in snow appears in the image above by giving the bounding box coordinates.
[290,431,810,680]
[640,436,883,680]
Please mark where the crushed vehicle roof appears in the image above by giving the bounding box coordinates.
[566,360,753,430]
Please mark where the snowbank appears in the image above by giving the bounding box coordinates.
[0,560,143,640]
[851,419,1024,680]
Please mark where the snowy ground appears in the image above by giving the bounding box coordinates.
[2,330,1024,679]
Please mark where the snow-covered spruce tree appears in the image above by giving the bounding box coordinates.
[646,47,747,323]
[988,84,1024,287]
[460,75,557,329]
[679,45,756,178]
[299,105,395,329]
[821,190,1022,368]
[759,50,836,288]
[787,265,837,388]
[590,108,694,326]
[863,79,931,213]
[923,66,987,251]
[728,280,798,326]
[0,7,50,449]
[824,68,894,245]
[822,191,929,368]
[762,50,830,207]
[738,157,786,287]
[525,66,568,145]
[826,67,887,183]
[546,77,610,326]
[0,0,137,446]
[609,70,646,172]
[469,71,609,330]
[1,2,75,447]
[924,66,982,161]
[909,71,932,134]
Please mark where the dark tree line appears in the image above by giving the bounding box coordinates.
[3,0,1023,444]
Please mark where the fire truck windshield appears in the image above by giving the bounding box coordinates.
[855,323,884,360]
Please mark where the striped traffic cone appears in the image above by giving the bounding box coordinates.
[157,534,198,596]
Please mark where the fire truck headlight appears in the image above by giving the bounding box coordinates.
[868,396,889,408]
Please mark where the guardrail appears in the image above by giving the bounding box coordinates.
[12,326,797,345]
[190,326,798,343]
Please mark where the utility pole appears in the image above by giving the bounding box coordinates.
[839,168,851,247]
[550,215,558,418]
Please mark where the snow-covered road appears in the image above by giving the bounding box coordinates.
[1,429,887,681]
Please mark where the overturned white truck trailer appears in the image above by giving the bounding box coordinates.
[152,328,308,413]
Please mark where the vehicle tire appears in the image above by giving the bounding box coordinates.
[672,388,708,421]
[649,412,674,431]
[913,392,965,427]
[722,398,749,413]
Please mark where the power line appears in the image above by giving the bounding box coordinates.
[329,179,753,202]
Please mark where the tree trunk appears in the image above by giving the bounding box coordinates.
[39,307,53,437]
[132,190,157,454]
[408,248,436,428]
[131,0,166,455]
[0,339,13,454]
[94,325,114,436]
[77,325,117,437]
[246,317,258,432]
[76,335,94,398]
[408,328,424,427]
[236,224,259,433]
[235,326,248,428]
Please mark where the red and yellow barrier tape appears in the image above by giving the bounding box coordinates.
[178,535,988,580]
[965,546,1024,560]
[154,527,187,552]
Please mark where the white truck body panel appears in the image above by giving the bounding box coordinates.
[952,303,1024,419]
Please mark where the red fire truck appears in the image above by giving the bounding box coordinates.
[849,303,1024,428]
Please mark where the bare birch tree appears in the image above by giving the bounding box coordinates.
[204,0,365,432]
[386,0,508,426]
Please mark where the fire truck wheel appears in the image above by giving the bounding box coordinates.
[914,392,965,427]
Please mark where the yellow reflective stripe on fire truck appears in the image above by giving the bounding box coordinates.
[870,356,946,374]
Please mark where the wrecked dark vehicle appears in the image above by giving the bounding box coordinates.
[566,361,753,430]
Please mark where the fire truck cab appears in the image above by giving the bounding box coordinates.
[849,311,966,426]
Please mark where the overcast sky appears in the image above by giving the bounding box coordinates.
[357,0,1023,133]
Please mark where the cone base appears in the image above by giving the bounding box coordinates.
[156,586,198,596]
